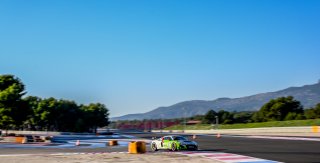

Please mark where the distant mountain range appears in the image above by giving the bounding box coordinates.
[111,81,320,121]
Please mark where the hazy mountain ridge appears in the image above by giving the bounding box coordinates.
[111,82,320,121]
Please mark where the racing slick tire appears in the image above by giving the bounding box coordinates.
[170,142,178,151]
[151,143,158,151]
[187,145,198,151]
[192,146,198,151]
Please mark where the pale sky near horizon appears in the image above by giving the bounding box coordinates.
[1,0,320,117]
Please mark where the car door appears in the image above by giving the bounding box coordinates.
[163,136,172,149]
[157,138,164,149]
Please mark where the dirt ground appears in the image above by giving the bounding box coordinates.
[0,153,221,163]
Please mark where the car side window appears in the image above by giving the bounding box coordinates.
[164,137,171,140]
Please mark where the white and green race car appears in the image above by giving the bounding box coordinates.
[150,135,198,151]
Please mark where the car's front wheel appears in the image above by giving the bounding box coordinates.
[151,143,158,151]
[171,143,177,151]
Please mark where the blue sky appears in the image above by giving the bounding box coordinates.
[1,0,319,117]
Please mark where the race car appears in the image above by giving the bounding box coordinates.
[150,135,198,151]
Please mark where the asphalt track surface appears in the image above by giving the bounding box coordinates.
[1,132,320,163]
[130,132,320,163]
[0,146,128,155]
[0,134,130,154]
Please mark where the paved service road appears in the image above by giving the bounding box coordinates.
[130,132,320,163]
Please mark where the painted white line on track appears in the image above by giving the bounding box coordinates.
[211,134,320,142]
[245,135,320,141]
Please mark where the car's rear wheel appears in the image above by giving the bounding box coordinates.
[186,145,198,151]
[151,143,158,151]
[191,146,198,151]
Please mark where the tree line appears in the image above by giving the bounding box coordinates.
[114,96,320,128]
[201,96,320,125]
[0,74,109,133]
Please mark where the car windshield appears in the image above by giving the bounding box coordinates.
[174,136,187,141]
